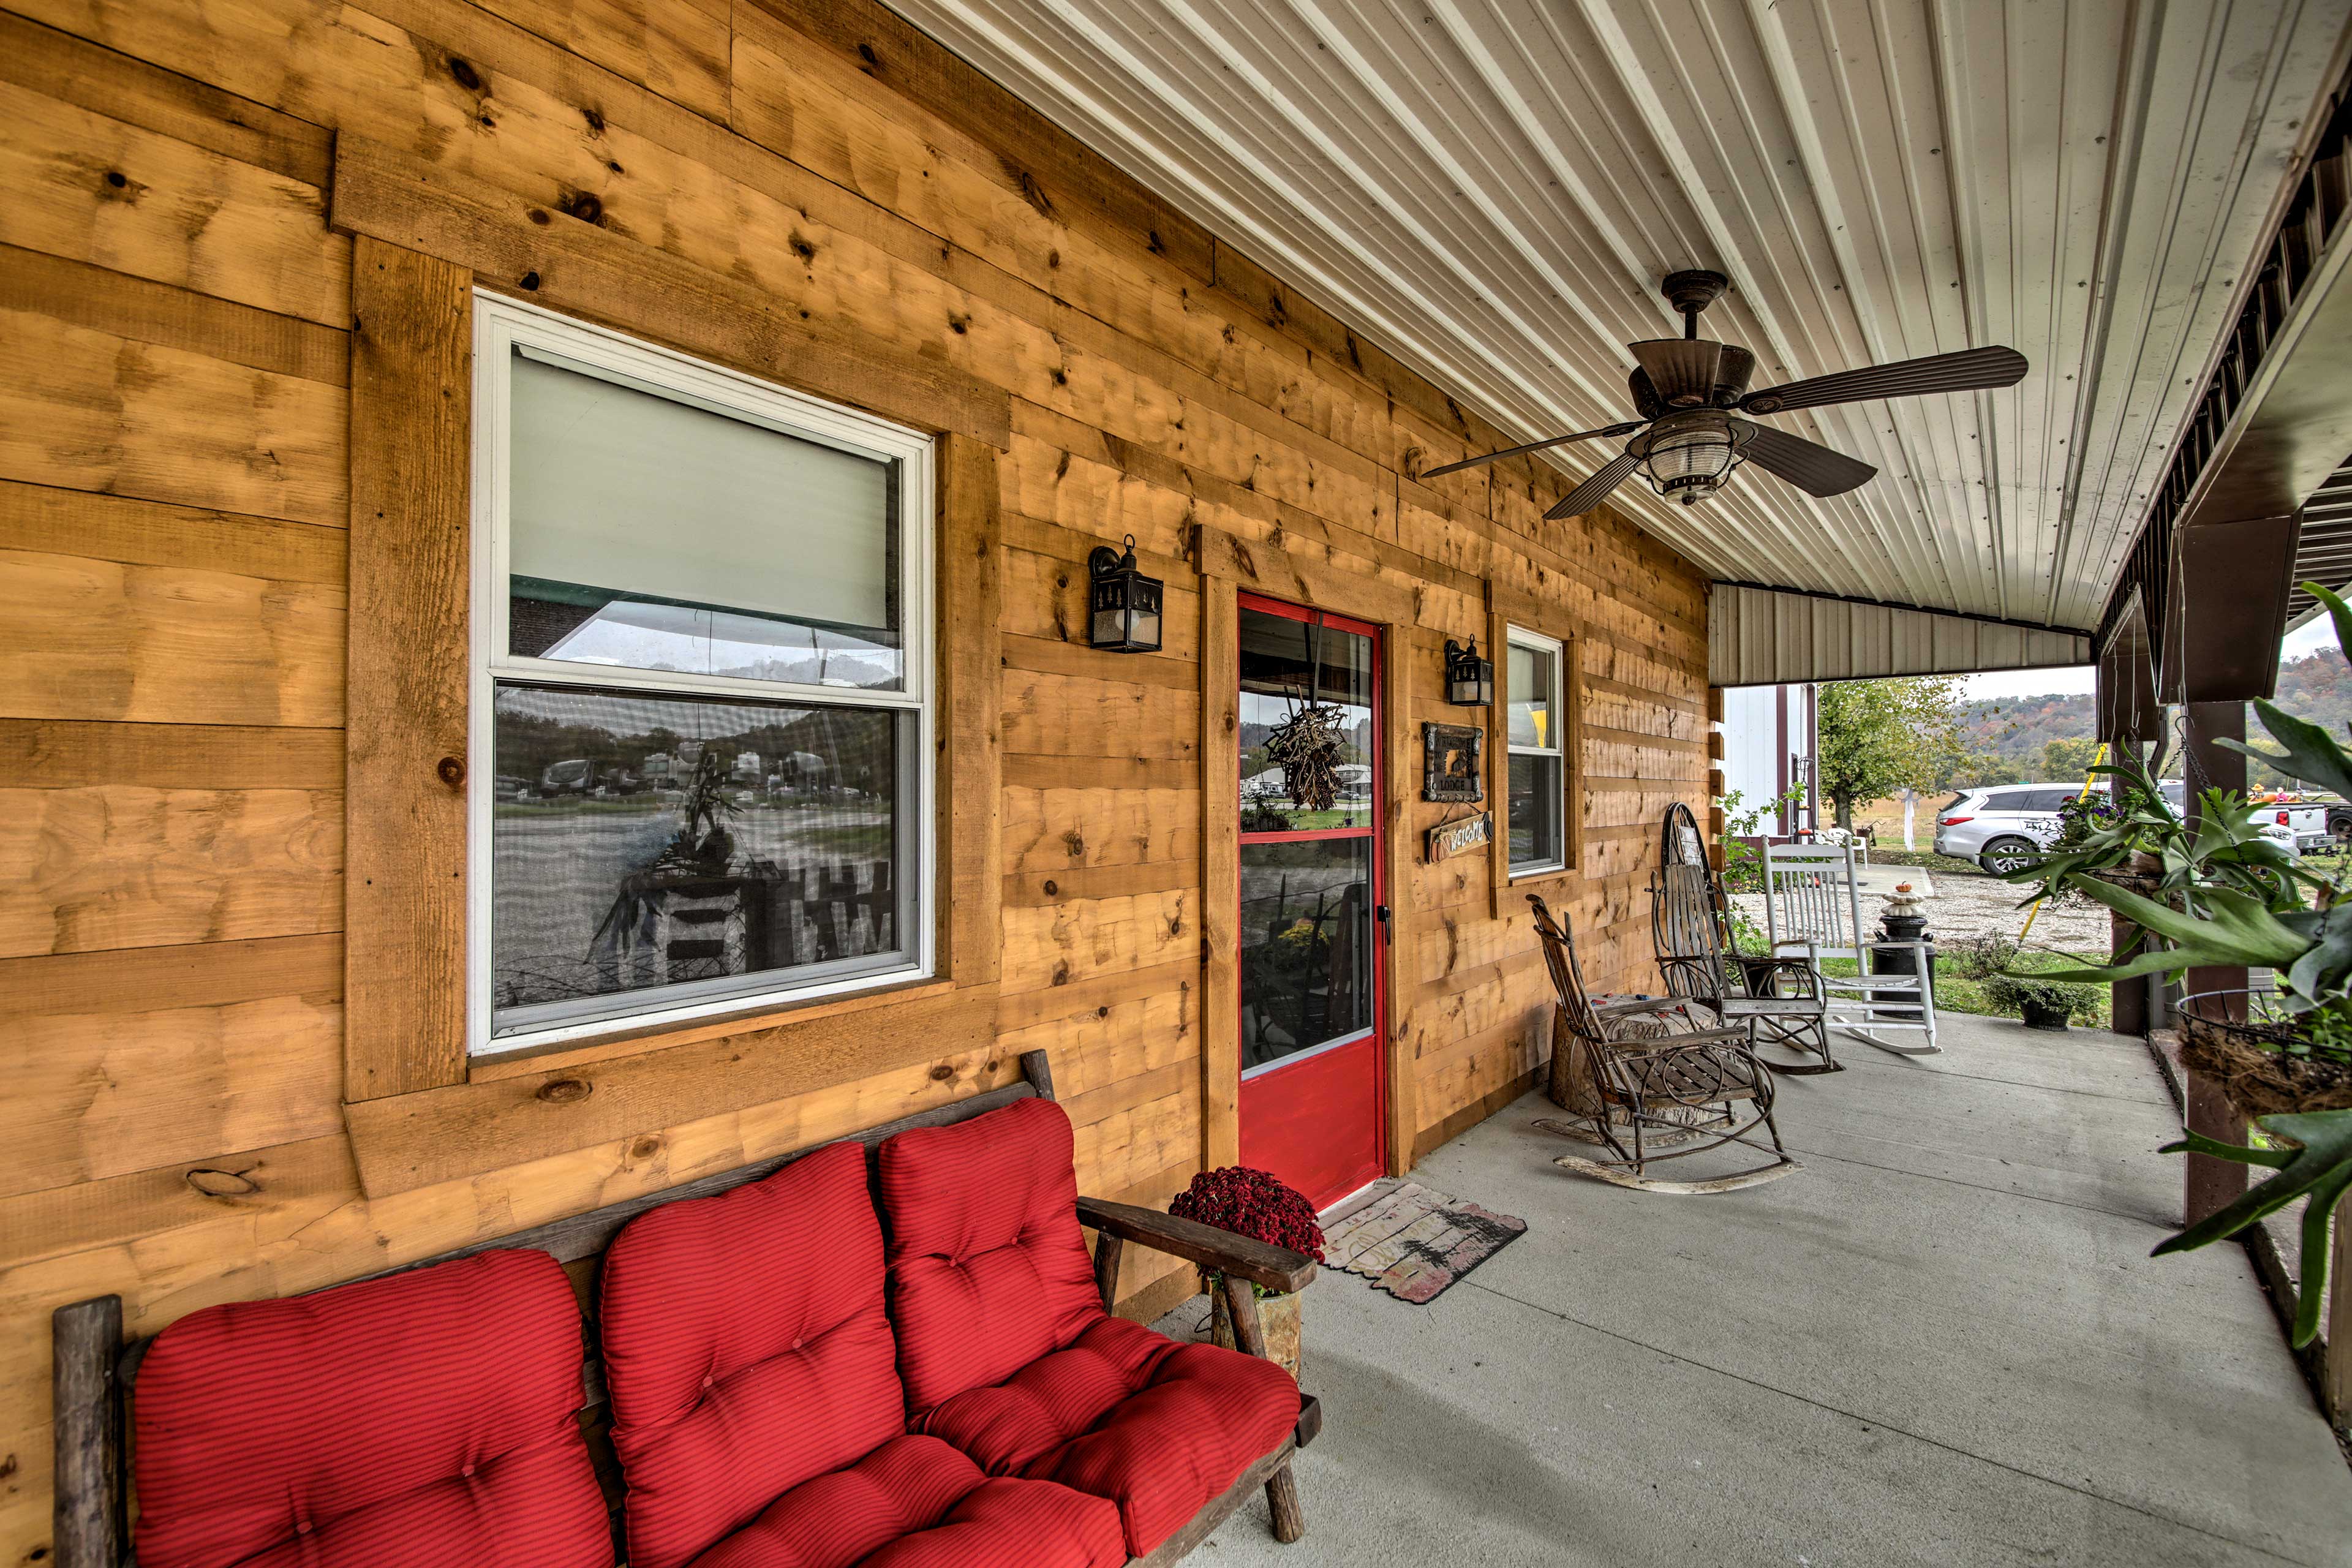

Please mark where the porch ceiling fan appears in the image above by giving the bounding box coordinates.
[1422,271,2028,519]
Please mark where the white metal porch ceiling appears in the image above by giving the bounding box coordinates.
[882,0,2350,636]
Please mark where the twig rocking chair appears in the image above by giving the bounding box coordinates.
[1650,804,1839,1075]
[1529,894,1800,1194]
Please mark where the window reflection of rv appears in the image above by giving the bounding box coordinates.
[777,750,832,792]
[539,759,639,798]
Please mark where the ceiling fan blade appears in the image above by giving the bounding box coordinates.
[1734,421,1877,497]
[1740,345,2027,415]
[1629,339,1723,407]
[1546,451,1643,519]
[1420,420,1649,478]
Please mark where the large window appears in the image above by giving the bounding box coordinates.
[1506,627,1565,876]
[470,296,933,1055]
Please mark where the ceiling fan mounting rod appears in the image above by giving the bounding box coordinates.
[1660,268,1730,340]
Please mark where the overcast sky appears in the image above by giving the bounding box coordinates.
[1959,615,2338,701]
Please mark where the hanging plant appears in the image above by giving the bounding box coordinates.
[1265,699,1343,812]
[2010,579,2352,1346]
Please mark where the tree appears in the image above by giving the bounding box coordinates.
[1815,677,1966,830]
[2041,736,2100,782]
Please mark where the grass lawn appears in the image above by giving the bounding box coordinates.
[1814,949,2111,1030]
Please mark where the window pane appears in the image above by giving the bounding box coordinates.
[1509,753,1564,870]
[1237,608,1375,831]
[507,350,902,688]
[1239,836,1375,1071]
[1508,640,1555,750]
[489,684,910,1037]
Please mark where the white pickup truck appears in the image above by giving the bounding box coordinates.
[2258,797,2352,853]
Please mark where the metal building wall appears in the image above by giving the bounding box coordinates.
[1710,585,2092,687]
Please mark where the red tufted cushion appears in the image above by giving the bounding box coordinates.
[877,1097,1104,1415]
[922,1316,1300,1556]
[683,1433,1123,1568]
[131,1248,609,1568]
[600,1139,905,1568]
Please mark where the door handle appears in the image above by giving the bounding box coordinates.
[1374,903,1393,946]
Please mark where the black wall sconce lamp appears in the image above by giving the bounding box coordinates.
[1444,636,1493,706]
[1088,533,1164,653]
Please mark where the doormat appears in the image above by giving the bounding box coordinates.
[1319,1180,1526,1304]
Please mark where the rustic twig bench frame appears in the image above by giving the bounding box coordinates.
[51,1051,1321,1568]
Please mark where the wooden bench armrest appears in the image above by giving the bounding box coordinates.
[1076,1196,1317,1294]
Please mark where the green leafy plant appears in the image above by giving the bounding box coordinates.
[1999,744,2310,919]
[2159,1110,2352,1346]
[1943,932,2021,982]
[1715,782,1807,952]
[1982,972,2099,1022]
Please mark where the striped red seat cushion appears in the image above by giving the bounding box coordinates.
[876,1096,1104,1417]
[680,1433,1123,1568]
[879,1096,1300,1555]
[130,1248,610,1568]
[599,1140,905,1568]
[921,1314,1300,1557]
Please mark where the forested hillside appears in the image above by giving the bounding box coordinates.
[1952,648,2352,785]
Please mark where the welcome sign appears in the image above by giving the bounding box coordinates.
[1426,812,1491,863]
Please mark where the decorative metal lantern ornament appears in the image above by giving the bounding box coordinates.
[1087,533,1163,653]
[1443,637,1493,706]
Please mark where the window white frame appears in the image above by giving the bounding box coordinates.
[1506,625,1566,878]
[467,293,936,1057]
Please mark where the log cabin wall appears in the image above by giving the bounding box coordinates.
[0,0,1708,1549]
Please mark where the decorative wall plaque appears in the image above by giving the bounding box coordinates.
[1426,812,1491,863]
[1422,722,1484,803]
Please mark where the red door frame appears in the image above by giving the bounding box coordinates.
[1234,592,1387,1205]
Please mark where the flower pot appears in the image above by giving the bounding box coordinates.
[1210,1283,1303,1383]
[2179,991,2352,1118]
[2020,998,2071,1032]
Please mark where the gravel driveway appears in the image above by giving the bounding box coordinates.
[1731,868,2111,956]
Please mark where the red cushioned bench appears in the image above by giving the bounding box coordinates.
[50,1052,1321,1568]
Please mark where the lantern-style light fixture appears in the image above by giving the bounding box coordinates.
[1088,533,1163,653]
[1634,410,1744,505]
[1444,636,1493,706]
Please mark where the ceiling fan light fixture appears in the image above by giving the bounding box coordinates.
[1637,410,1742,504]
[1428,268,2022,518]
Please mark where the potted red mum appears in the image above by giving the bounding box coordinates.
[1169,1166,1324,1381]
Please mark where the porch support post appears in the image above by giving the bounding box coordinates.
[2331,1190,2352,1430]
[2094,663,2141,1035]
[2182,699,2250,1225]
[1199,568,1242,1175]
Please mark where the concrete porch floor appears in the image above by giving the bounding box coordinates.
[1170,1011,2352,1567]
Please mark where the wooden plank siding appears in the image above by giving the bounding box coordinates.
[0,0,1711,1553]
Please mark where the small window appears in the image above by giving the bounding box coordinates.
[1506,627,1566,876]
[470,296,934,1055]
[1982,789,2032,812]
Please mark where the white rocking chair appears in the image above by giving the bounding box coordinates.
[1763,842,1939,1057]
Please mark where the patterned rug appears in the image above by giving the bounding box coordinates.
[1320,1180,1527,1304]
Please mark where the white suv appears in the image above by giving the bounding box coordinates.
[1934,785,2081,874]
[1934,782,2299,875]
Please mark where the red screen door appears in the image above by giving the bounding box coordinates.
[1234,595,1386,1210]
